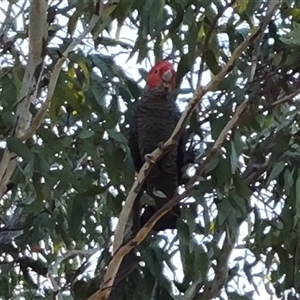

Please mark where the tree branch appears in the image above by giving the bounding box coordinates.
[88,2,280,299]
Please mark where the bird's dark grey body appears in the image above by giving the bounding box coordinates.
[129,86,185,231]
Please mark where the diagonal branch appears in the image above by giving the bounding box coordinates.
[88,2,280,299]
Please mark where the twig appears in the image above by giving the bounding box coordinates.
[266,91,299,109]
[248,20,264,83]
[88,3,280,299]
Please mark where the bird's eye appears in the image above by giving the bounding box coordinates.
[154,69,158,74]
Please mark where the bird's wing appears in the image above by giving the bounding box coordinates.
[128,105,143,172]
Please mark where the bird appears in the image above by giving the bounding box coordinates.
[128,60,185,232]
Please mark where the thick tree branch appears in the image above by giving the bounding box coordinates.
[88,2,280,299]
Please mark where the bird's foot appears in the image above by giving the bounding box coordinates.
[158,141,165,150]
[144,154,156,164]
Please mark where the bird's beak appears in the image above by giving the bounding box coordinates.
[162,70,173,89]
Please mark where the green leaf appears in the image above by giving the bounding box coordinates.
[231,194,247,216]
[205,156,219,173]
[79,129,95,139]
[177,219,190,245]
[118,85,132,103]
[1,74,18,109]
[61,136,73,147]
[284,168,294,194]
[233,175,251,199]
[182,5,194,26]
[214,158,231,186]
[126,78,141,100]
[111,0,134,22]
[194,249,208,277]
[217,198,233,226]
[267,161,285,184]
[106,128,128,143]
[294,175,300,227]
[129,35,148,63]
[148,0,165,36]
[90,73,106,108]
[203,49,221,75]
[209,114,228,140]
[234,0,249,13]
[176,53,194,87]
[144,247,162,277]
[230,141,238,174]
[68,194,86,236]
[7,137,33,163]
[0,277,9,298]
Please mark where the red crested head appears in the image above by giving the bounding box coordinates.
[146,61,176,91]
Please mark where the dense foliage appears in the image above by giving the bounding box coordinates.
[0,0,300,299]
